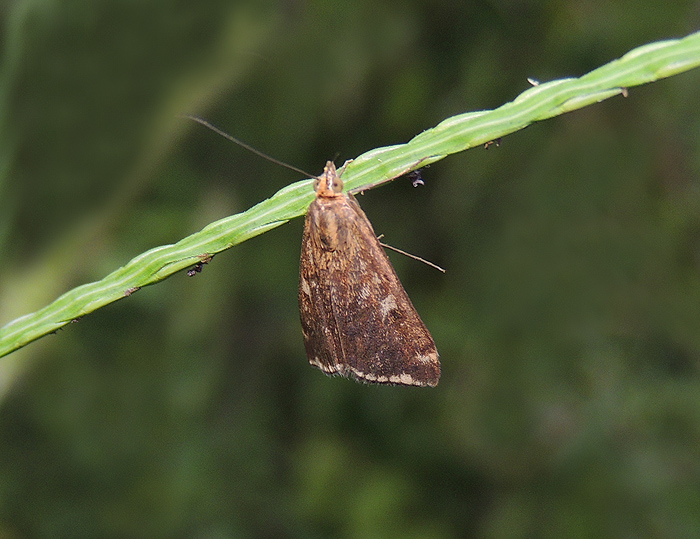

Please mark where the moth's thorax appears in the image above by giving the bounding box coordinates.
[309,197,348,251]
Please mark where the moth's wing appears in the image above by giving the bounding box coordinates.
[328,196,440,387]
[299,201,344,375]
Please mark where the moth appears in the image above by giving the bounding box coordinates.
[299,162,440,387]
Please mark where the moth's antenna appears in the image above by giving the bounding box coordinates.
[182,114,315,178]
[377,235,446,273]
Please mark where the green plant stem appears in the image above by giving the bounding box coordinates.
[1,30,699,358]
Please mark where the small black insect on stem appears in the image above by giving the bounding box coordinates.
[407,169,424,187]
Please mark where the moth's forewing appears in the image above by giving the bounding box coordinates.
[299,199,343,374]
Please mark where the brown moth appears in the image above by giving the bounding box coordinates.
[299,161,440,387]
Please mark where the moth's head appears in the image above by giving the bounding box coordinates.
[314,161,344,197]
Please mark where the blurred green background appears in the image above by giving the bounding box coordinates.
[1,1,700,537]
